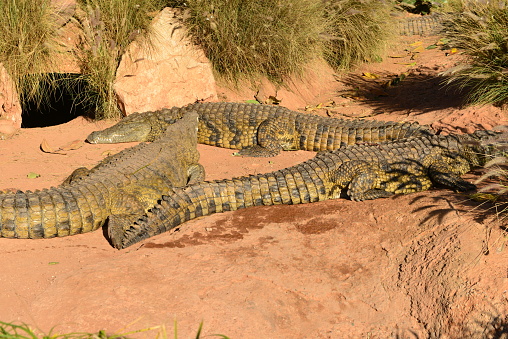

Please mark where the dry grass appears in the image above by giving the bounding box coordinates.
[0,320,229,339]
[172,0,399,83]
[175,0,326,83]
[0,0,61,107]
[73,0,164,119]
[441,0,508,107]
[323,0,397,70]
[472,156,508,218]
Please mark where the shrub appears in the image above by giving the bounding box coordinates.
[441,0,508,107]
[177,0,326,83]
[323,0,397,70]
[0,0,60,107]
[73,0,165,119]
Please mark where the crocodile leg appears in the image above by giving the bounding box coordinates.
[429,160,476,192]
[236,118,298,157]
[187,164,206,184]
[328,160,396,201]
[61,167,91,185]
[424,149,476,192]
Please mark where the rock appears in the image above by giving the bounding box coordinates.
[216,58,338,110]
[0,63,22,133]
[50,0,76,28]
[114,8,217,115]
[0,120,18,140]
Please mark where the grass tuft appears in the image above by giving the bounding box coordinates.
[175,0,326,83]
[441,0,508,107]
[72,0,164,119]
[0,320,230,339]
[0,0,61,108]
[471,155,508,218]
[322,0,397,70]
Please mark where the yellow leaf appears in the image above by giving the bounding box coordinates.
[388,55,406,58]
[450,48,458,54]
[409,41,423,47]
[362,72,379,79]
[395,62,417,66]
[412,46,425,53]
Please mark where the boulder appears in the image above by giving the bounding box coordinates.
[0,63,22,137]
[115,8,217,115]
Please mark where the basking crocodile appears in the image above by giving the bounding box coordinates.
[86,102,433,157]
[398,13,444,36]
[0,112,204,240]
[111,130,504,249]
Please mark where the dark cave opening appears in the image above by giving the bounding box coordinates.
[21,73,91,128]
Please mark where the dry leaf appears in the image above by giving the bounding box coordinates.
[265,95,281,105]
[362,72,379,79]
[40,139,57,153]
[41,139,84,154]
[305,101,335,111]
[61,139,84,151]
[409,41,423,47]
[412,46,425,53]
[395,62,417,66]
[101,150,115,157]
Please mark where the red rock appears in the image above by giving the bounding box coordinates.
[0,63,22,130]
[114,8,217,115]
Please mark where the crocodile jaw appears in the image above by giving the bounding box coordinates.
[87,123,152,144]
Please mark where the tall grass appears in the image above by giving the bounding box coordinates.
[73,0,164,119]
[471,155,508,218]
[173,0,398,82]
[323,0,396,70]
[441,0,508,107]
[0,0,61,107]
[175,0,326,83]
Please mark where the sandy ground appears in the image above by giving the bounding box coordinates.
[0,35,507,338]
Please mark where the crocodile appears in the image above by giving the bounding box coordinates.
[86,102,434,157]
[0,111,204,241]
[110,129,505,249]
[398,13,444,36]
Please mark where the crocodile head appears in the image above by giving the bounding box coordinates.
[86,112,158,144]
[459,128,508,166]
[87,121,152,144]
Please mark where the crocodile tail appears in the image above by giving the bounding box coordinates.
[0,185,106,239]
[301,119,433,151]
[116,159,330,249]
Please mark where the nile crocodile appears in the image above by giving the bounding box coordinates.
[111,130,505,249]
[86,102,433,157]
[0,112,204,241]
[398,13,444,36]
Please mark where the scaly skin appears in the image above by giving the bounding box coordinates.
[0,112,204,241]
[398,13,444,36]
[87,102,434,157]
[111,130,504,249]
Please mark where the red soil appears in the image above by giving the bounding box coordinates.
[0,35,507,338]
